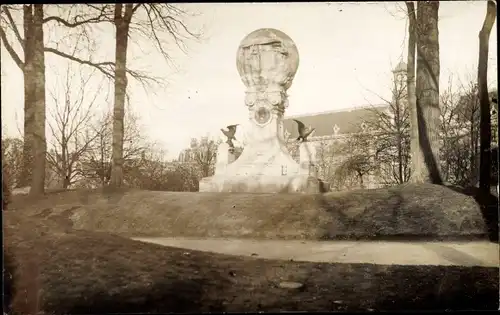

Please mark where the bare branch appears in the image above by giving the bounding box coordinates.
[43,6,111,27]
[0,25,24,69]
[131,4,142,15]
[45,45,165,90]
[2,6,24,48]
[44,46,114,78]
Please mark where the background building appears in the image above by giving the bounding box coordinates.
[283,62,409,190]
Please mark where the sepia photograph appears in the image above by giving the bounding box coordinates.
[1,1,499,313]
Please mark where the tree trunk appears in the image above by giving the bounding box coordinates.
[61,138,69,189]
[62,174,70,189]
[415,1,442,184]
[110,4,132,188]
[478,0,496,193]
[469,114,478,186]
[395,97,404,184]
[358,172,364,189]
[405,1,424,184]
[29,4,46,196]
[19,5,36,188]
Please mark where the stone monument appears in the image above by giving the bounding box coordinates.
[299,142,318,177]
[214,142,236,175]
[199,28,325,193]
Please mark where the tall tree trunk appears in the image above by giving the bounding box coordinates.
[110,4,133,188]
[61,136,69,189]
[405,1,424,184]
[19,5,35,188]
[395,97,404,184]
[397,136,404,183]
[29,4,46,196]
[469,108,479,186]
[358,172,364,189]
[415,1,442,184]
[478,0,496,193]
[62,173,70,189]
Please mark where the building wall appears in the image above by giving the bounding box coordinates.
[285,132,382,190]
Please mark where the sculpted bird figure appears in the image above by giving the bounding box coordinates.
[293,119,315,142]
[221,124,239,148]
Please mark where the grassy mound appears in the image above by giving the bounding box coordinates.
[11,183,492,240]
[4,212,498,314]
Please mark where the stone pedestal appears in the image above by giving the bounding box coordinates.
[199,28,325,194]
[199,174,324,193]
[200,136,326,193]
[299,142,317,177]
[214,142,236,175]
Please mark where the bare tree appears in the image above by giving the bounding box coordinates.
[122,145,171,190]
[180,137,220,179]
[405,1,423,184]
[0,4,110,194]
[439,78,478,186]
[413,1,442,184]
[109,4,135,188]
[78,111,147,188]
[2,4,202,192]
[164,162,201,192]
[315,140,340,185]
[440,78,465,185]
[478,0,497,193]
[45,60,107,189]
[1,137,24,189]
[364,73,411,185]
[29,5,47,195]
[437,76,498,188]
[0,5,46,194]
[54,4,202,187]
[76,113,112,187]
[333,132,378,190]
[457,80,481,186]
[110,4,201,187]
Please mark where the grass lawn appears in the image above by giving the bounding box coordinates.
[10,183,495,241]
[4,211,499,314]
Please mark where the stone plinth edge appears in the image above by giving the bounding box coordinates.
[199,175,329,193]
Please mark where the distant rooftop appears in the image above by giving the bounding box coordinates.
[283,104,389,137]
[393,61,408,73]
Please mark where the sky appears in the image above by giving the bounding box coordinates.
[1,2,498,159]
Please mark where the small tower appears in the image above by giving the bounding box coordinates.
[392,61,408,92]
[392,60,408,105]
[389,61,408,126]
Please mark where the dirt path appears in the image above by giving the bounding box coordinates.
[132,237,499,267]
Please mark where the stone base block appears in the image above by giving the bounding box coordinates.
[199,175,329,193]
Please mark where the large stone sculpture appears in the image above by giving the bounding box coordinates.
[199,28,325,193]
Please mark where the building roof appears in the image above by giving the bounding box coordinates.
[393,61,408,73]
[283,104,389,138]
